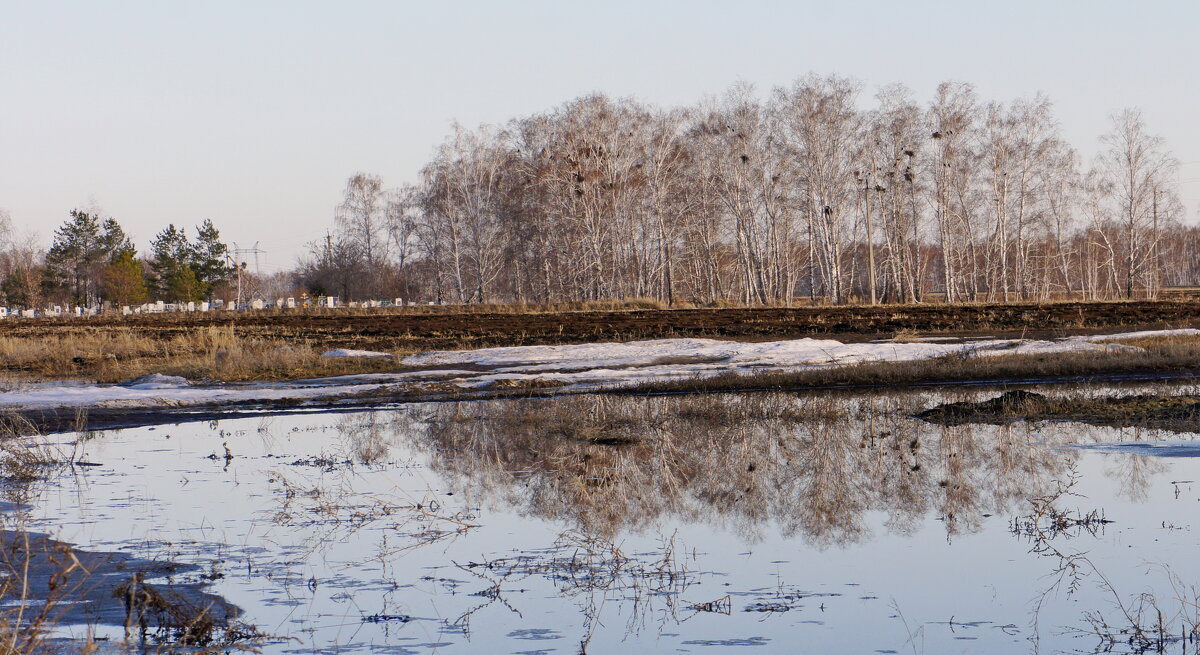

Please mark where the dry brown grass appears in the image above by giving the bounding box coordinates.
[8,328,1200,402]
[0,326,403,383]
[0,413,76,493]
[890,328,922,343]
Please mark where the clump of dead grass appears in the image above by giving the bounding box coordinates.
[0,413,77,492]
[0,326,402,383]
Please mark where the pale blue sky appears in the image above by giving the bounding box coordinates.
[2,0,1197,267]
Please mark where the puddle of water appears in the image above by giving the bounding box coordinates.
[8,389,1200,653]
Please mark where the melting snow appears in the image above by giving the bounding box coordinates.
[121,374,189,389]
[0,328,1191,413]
[1081,328,1200,342]
[399,334,1131,371]
[320,349,393,359]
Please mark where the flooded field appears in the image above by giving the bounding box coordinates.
[9,386,1200,653]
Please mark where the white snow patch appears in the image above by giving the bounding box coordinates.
[320,349,393,359]
[1081,329,1200,342]
[972,338,1140,357]
[121,374,189,389]
[403,337,979,372]
[405,328,1195,374]
[402,338,736,370]
[2,327,1194,413]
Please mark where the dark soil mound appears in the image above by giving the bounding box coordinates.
[917,390,1051,424]
[918,390,1200,432]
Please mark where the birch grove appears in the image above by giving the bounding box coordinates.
[303,77,1188,305]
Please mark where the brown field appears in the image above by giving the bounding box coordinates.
[1,298,1200,383]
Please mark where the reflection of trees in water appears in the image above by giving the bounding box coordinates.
[785,417,870,545]
[936,424,985,537]
[398,393,1077,547]
[1100,426,1170,503]
[340,412,391,465]
[316,412,404,466]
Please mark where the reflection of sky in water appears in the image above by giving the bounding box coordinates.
[18,392,1200,654]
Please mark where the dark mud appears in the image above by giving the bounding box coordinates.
[918,389,1200,432]
[0,530,238,633]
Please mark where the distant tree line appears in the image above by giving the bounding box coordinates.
[303,75,1190,305]
[0,209,235,308]
[0,74,1192,309]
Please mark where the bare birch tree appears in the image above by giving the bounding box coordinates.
[1095,109,1180,298]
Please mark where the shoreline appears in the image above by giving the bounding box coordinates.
[3,329,1198,433]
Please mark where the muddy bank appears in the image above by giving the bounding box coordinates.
[917,389,1200,432]
[13,368,1200,436]
[9,372,1200,435]
[0,529,241,641]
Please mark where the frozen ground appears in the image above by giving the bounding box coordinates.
[0,329,1192,413]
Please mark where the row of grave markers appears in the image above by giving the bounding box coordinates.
[0,297,443,319]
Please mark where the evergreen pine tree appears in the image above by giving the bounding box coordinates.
[149,224,196,302]
[102,250,149,306]
[191,219,233,300]
[43,210,132,305]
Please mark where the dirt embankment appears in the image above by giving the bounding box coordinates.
[4,299,1200,352]
[918,389,1200,432]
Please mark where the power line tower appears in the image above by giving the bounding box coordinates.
[231,242,267,275]
[226,242,266,309]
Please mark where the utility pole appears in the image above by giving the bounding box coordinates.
[225,254,243,308]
